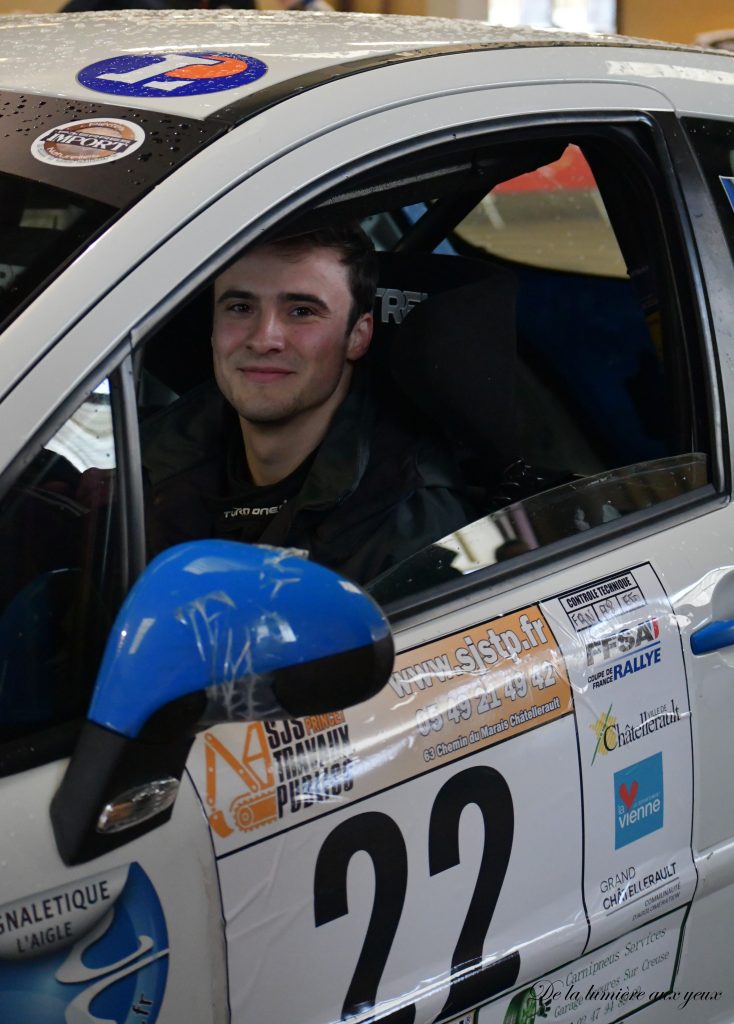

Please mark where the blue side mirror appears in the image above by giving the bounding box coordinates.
[51,540,393,865]
[90,540,393,737]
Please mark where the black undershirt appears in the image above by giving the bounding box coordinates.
[206,421,316,543]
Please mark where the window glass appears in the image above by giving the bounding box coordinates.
[0,382,121,753]
[363,134,706,602]
[0,173,114,331]
[369,454,707,604]
[455,144,626,278]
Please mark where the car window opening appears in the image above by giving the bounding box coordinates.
[134,128,710,605]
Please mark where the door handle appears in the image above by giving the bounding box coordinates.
[691,620,734,655]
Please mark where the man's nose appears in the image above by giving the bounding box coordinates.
[247,309,286,351]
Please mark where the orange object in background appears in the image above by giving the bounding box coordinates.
[493,143,596,192]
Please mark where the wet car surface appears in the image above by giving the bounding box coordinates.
[2,11,734,1024]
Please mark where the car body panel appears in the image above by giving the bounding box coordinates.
[0,11,720,117]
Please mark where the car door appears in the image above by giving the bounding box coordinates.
[165,69,728,1024]
[1,49,733,1024]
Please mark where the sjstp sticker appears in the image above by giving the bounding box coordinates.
[31,118,145,167]
[77,51,268,98]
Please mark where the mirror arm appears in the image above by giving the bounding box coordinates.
[51,694,204,866]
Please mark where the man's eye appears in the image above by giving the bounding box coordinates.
[229,302,252,314]
[291,306,317,318]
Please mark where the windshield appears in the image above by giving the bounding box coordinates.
[0,89,224,332]
[0,172,114,329]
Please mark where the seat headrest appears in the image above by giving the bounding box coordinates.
[373,251,518,470]
[373,251,501,333]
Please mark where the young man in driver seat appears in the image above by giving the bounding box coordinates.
[143,223,472,585]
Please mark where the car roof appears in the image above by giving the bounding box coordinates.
[1,9,732,121]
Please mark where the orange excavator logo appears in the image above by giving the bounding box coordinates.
[204,723,278,838]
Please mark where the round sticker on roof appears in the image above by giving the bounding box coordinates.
[31,118,145,166]
[77,52,268,98]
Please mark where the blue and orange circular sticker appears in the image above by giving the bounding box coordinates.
[78,51,268,98]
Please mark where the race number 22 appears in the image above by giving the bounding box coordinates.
[313,765,519,1023]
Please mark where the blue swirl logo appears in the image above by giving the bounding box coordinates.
[0,863,169,1023]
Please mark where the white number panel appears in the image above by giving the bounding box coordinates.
[186,562,695,1024]
[217,718,584,1023]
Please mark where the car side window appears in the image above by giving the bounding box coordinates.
[0,381,121,767]
[399,140,698,478]
[135,124,710,604]
[454,144,638,473]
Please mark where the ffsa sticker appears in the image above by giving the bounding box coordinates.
[31,118,145,167]
[0,863,169,1022]
[77,52,268,98]
[543,563,695,950]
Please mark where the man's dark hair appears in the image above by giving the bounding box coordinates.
[270,222,378,332]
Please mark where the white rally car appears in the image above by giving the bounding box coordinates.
[2,10,734,1024]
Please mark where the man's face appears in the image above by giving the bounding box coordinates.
[212,243,372,428]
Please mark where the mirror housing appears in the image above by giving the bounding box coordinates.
[51,540,393,865]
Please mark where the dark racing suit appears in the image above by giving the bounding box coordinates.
[141,369,474,586]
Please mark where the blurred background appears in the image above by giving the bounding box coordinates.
[0,0,732,53]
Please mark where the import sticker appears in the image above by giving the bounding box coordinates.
[31,118,145,167]
[487,906,688,1024]
[202,714,354,841]
[77,51,268,98]
[559,570,646,633]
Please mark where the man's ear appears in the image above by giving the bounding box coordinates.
[347,312,373,362]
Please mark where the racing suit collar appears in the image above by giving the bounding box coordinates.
[283,362,373,515]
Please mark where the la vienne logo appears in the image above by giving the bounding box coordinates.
[614,752,664,848]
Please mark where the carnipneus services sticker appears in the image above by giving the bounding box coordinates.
[31,118,145,167]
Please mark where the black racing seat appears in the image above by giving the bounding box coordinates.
[371,251,520,495]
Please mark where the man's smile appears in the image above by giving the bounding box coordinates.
[237,366,295,383]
